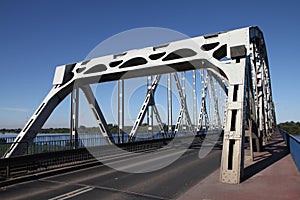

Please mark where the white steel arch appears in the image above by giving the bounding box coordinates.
[3,26,276,184]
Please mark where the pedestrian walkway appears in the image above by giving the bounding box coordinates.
[178,133,300,200]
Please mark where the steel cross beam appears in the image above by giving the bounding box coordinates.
[208,72,222,128]
[80,85,114,144]
[197,72,209,132]
[4,27,276,185]
[128,75,164,141]
[250,29,276,147]
[196,70,227,132]
[152,104,166,136]
[173,73,195,135]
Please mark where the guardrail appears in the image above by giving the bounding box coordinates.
[280,129,300,171]
[0,130,203,157]
[0,134,172,157]
[0,133,214,181]
[0,137,176,180]
[0,138,106,157]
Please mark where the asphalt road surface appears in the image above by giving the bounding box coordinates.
[0,142,222,200]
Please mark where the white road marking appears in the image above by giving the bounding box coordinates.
[48,186,94,200]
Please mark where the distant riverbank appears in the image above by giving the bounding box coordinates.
[0,124,166,135]
[278,121,300,135]
[0,128,70,134]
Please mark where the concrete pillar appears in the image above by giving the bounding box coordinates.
[219,58,249,184]
[220,82,246,184]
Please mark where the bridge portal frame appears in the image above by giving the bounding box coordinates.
[3,26,275,184]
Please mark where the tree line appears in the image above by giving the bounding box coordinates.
[0,128,70,134]
[278,121,300,135]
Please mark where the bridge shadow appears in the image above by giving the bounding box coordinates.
[243,135,289,182]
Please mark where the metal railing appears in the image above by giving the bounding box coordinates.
[280,129,300,171]
[0,136,177,180]
[0,132,214,181]
[0,137,108,157]
[0,132,179,157]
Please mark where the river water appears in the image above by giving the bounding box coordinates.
[0,132,165,145]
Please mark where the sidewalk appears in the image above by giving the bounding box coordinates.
[177,133,300,200]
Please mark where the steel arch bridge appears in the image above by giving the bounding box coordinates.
[3,26,276,184]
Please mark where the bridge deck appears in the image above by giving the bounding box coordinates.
[178,132,300,200]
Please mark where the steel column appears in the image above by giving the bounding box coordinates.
[70,87,79,149]
[167,74,173,136]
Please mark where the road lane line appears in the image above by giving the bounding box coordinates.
[48,186,94,200]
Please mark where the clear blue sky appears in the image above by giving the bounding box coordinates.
[0,0,299,128]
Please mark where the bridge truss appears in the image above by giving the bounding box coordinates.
[4,26,276,184]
